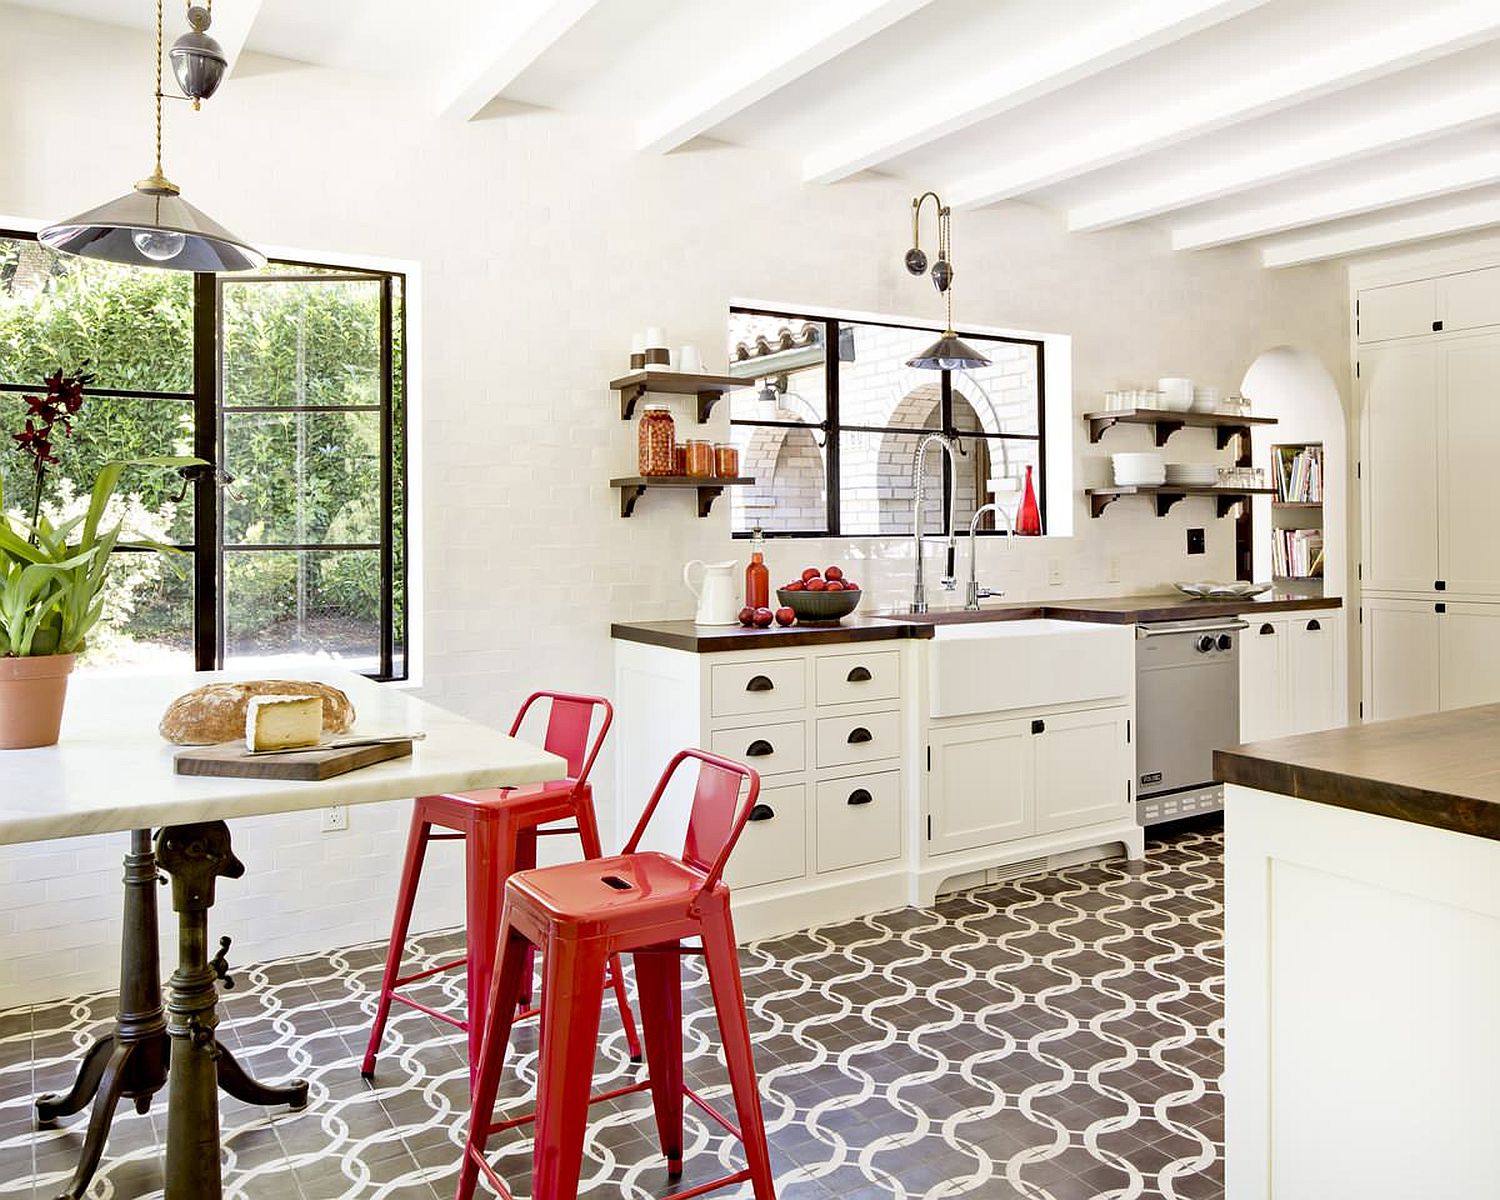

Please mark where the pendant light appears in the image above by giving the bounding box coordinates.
[903,191,990,371]
[39,0,263,272]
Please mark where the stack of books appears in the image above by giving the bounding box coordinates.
[1273,528,1324,580]
[1275,445,1323,502]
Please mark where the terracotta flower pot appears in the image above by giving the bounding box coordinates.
[0,654,76,750]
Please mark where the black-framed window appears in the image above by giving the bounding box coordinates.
[725,306,1044,537]
[0,232,408,679]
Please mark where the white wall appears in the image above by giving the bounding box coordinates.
[0,7,1350,1005]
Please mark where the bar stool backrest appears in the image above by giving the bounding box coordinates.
[623,749,761,893]
[508,691,613,787]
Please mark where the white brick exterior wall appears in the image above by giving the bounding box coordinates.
[0,8,1351,1007]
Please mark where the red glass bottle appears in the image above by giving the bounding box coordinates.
[1016,465,1042,536]
[745,526,770,609]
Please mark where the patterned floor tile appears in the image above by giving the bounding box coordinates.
[0,822,1223,1199]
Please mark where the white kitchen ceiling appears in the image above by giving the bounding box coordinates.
[10,0,1500,265]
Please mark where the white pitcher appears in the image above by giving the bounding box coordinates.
[683,560,740,626]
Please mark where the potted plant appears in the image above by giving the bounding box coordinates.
[0,369,195,749]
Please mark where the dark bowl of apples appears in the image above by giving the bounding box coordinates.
[778,567,862,624]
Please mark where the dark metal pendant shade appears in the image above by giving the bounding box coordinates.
[38,185,265,272]
[907,332,991,372]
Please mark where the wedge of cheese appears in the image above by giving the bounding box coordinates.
[245,694,324,752]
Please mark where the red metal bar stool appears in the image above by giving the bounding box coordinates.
[361,691,642,1083]
[455,748,776,1200]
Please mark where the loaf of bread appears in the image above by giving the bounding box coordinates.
[159,680,356,746]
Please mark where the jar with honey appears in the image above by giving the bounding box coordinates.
[714,443,740,478]
[684,439,715,479]
[638,406,676,476]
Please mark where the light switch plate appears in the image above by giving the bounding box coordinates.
[1047,559,1064,585]
[1187,528,1206,555]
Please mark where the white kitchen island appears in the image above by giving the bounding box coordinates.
[1216,705,1500,1200]
[1,670,563,1200]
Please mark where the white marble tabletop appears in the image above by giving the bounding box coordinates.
[0,670,565,846]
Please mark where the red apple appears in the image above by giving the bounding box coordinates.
[824,565,844,581]
[738,606,755,627]
[784,580,805,591]
[826,580,845,591]
[752,607,775,628]
[805,578,828,591]
[775,607,796,626]
[843,580,859,591]
[801,568,821,582]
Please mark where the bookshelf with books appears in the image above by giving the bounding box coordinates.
[1270,442,1324,595]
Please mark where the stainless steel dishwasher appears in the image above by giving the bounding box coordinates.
[1134,617,1247,825]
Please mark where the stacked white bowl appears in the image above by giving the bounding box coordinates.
[1113,451,1165,486]
[1157,377,1194,412]
[1191,385,1220,413]
[1164,463,1220,486]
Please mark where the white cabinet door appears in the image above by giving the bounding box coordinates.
[1357,279,1438,342]
[1240,616,1287,742]
[1441,266,1500,334]
[1032,708,1131,836]
[1363,598,1441,721]
[1362,343,1440,593]
[1439,335,1500,596]
[1287,613,1342,734]
[1438,603,1500,711]
[927,718,1032,856]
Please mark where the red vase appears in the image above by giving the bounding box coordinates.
[1016,465,1042,536]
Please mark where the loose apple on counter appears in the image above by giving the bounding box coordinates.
[775,607,796,626]
[752,607,775,628]
[738,606,756,627]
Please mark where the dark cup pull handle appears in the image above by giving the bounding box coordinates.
[745,739,774,757]
[846,727,873,745]
[846,666,873,683]
[846,789,873,807]
[748,804,775,822]
[1259,623,1275,635]
[1306,619,1321,631]
[745,675,774,692]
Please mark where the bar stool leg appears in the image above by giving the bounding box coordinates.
[362,811,433,1077]
[456,923,533,1200]
[514,829,537,1009]
[531,934,607,1200]
[700,908,777,1200]
[632,944,685,1178]
[464,816,518,1078]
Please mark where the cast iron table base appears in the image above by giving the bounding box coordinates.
[34,824,308,1200]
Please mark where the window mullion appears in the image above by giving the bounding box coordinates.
[191,272,219,671]
[824,318,840,536]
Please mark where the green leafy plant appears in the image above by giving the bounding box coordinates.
[1,370,197,657]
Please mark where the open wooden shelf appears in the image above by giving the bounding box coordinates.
[1086,485,1277,519]
[610,370,750,422]
[1084,406,1278,448]
[610,475,755,519]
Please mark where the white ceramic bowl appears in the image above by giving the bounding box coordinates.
[1157,377,1194,412]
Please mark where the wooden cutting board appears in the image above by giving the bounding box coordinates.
[174,739,414,781]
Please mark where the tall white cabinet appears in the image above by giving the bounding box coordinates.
[1357,263,1500,722]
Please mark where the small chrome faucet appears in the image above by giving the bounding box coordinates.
[910,432,960,614]
[965,502,1012,610]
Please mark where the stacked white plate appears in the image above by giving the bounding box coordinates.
[1113,451,1165,486]
[1164,462,1219,486]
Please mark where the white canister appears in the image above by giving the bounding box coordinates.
[677,345,704,375]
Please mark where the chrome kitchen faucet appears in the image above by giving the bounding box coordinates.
[965,502,1012,609]
[910,432,960,614]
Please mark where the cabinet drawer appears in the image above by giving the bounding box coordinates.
[815,770,901,874]
[814,710,901,769]
[725,783,806,890]
[709,720,806,776]
[709,659,805,718]
[815,649,900,706]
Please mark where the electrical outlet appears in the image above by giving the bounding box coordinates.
[322,806,348,834]
[1047,559,1064,586]
[1187,528,1206,555]
[1107,556,1121,583]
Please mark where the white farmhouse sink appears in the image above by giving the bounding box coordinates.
[928,619,1133,718]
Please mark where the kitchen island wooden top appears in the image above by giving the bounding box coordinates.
[1216,703,1500,842]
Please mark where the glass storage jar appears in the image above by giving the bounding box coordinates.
[714,443,739,478]
[684,439,715,479]
[638,406,676,476]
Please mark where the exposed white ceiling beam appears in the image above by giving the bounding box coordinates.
[1262,197,1500,267]
[947,1,1500,210]
[1068,78,1500,231]
[802,0,1267,185]
[211,0,261,79]
[437,0,604,122]
[1172,150,1500,250]
[636,0,937,156]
